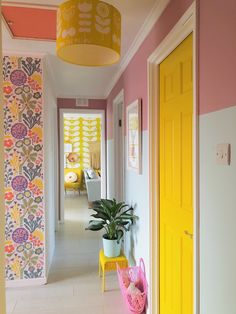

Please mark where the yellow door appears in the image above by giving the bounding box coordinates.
[160,34,193,314]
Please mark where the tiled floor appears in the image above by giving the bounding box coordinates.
[6,194,129,314]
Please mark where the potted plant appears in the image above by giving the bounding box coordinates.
[85,199,137,257]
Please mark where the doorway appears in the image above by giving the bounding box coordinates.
[148,3,198,314]
[59,109,106,223]
[113,90,125,201]
[159,34,193,313]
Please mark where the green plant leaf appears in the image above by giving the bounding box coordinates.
[112,202,128,217]
[115,220,130,226]
[100,199,113,209]
[91,213,108,221]
[92,206,108,214]
[85,224,104,231]
[119,207,134,216]
[118,213,135,220]
[85,220,104,231]
[86,199,138,238]
[92,200,101,208]
[117,230,124,243]
[100,199,114,218]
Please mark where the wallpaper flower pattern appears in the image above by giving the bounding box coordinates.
[3,56,44,281]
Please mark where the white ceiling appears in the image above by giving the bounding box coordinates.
[2,0,159,99]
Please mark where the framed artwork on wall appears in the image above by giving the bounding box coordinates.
[127,99,142,174]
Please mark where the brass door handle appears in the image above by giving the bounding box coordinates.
[184,230,193,239]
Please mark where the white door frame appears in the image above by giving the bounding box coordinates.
[148,3,199,314]
[59,108,106,223]
[113,89,125,201]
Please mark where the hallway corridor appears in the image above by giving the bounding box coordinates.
[6,195,129,314]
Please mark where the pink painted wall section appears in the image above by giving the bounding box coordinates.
[57,98,106,110]
[199,0,236,114]
[107,0,193,139]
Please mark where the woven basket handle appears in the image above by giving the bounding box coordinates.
[139,258,146,278]
[116,262,121,273]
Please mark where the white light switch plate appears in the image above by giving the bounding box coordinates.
[216,143,231,165]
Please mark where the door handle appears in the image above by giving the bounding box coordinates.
[184,230,193,239]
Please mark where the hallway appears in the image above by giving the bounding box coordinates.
[6,195,129,314]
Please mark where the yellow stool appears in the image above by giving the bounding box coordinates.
[99,249,128,292]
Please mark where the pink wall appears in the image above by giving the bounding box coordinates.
[107,0,193,139]
[57,98,107,110]
[58,0,236,139]
[107,0,236,137]
[199,0,236,114]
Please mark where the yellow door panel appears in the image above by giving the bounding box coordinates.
[160,34,193,314]
[182,236,193,314]
[181,59,193,94]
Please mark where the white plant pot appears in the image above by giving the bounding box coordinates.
[103,236,121,257]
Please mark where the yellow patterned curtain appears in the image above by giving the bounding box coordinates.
[89,142,101,170]
[64,116,101,169]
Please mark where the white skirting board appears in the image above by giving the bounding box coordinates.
[6,277,47,288]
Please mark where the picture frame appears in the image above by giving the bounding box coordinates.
[127,99,142,174]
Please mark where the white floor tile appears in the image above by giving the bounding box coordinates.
[7,195,130,314]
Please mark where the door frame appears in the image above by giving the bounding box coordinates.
[59,108,106,223]
[113,89,125,201]
[148,3,199,314]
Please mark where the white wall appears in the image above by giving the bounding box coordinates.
[200,106,236,314]
[107,131,150,311]
[107,140,115,199]
[124,131,149,274]
[43,60,57,277]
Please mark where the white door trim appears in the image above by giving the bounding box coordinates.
[148,2,199,314]
[113,89,125,201]
[59,108,106,223]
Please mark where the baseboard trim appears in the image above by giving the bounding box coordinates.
[6,277,47,288]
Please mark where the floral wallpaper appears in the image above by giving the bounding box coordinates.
[3,56,44,281]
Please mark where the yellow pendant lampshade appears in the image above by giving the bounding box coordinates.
[56,0,121,66]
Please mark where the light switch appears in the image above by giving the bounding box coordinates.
[216,143,231,165]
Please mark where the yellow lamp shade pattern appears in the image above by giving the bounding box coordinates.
[57,0,121,66]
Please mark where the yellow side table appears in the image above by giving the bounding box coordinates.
[99,249,128,292]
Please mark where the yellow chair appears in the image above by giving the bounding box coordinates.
[64,168,82,194]
[99,249,128,292]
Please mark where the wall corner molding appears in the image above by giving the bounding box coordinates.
[105,0,170,98]
[43,55,58,99]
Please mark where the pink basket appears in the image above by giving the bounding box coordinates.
[117,258,147,314]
